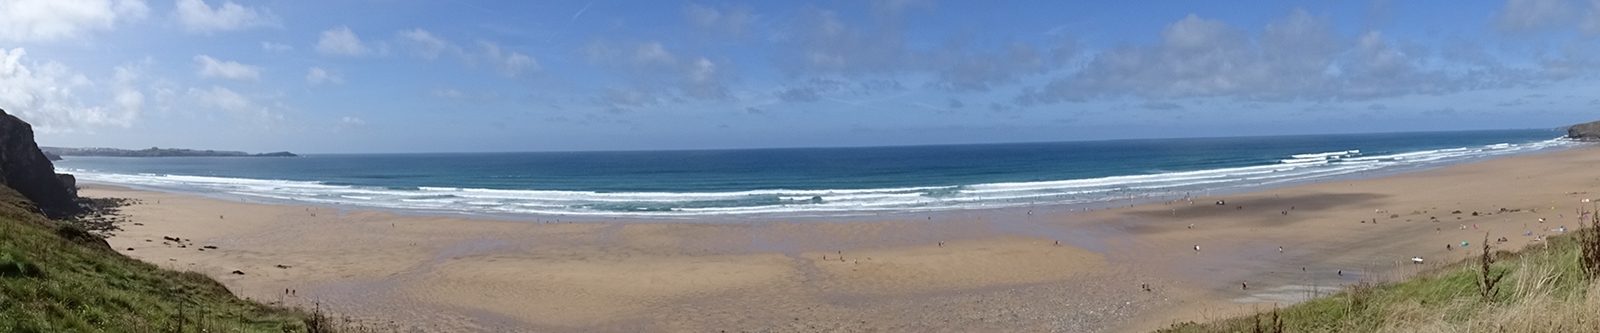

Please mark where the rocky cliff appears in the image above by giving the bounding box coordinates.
[0,108,80,218]
[1570,120,1600,141]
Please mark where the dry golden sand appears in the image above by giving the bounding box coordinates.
[98,144,1600,332]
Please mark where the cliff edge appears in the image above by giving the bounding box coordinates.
[1568,120,1600,140]
[0,108,80,218]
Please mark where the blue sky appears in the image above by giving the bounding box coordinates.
[3,0,1599,153]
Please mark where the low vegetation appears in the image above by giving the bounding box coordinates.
[1160,211,1600,333]
[0,186,358,332]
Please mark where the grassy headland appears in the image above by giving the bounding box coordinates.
[0,186,332,332]
[1158,217,1600,333]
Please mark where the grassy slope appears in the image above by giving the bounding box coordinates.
[0,187,311,332]
[1158,233,1600,333]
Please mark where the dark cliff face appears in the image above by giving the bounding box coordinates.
[1570,120,1600,141]
[0,108,80,218]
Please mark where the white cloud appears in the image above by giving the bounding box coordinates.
[777,8,911,75]
[684,4,753,36]
[477,41,538,77]
[260,41,292,52]
[398,28,458,60]
[683,57,727,99]
[0,48,138,133]
[305,67,342,85]
[633,42,677,67]
[584,40,734,102]
[186,86,280,123]
[1497,0,1575,32]
[316,26,370,56]
[1014,11,1542,105]
[0,0,149,42]
[339,116,363,125]
[193,55,260,81]
[173,0,277,34]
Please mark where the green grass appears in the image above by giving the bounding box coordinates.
[1159,232,1600,333]
[0,187,317,332]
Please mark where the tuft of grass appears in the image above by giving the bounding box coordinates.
[1159,224,1600,333]
[1581,208,1600,279]
[1479,233,1507,301]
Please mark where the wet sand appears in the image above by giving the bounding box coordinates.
[97,144,1600,332]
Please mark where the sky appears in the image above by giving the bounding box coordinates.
[2,0,1599,153]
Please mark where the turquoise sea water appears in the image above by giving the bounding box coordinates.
[55,129,1575,218]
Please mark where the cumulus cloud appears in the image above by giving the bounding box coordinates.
[395,29,535,78]
[193,55,260,81]
[1015,10,1538,106]
[186,85,280,122]
[596,87,658,112]
[632,42,677,67]
[777,8,910,75]
[0,48,139,133]
[1496,0,1575,32]
[684,3,753,36]
[0,0,149,42]
[774,5,1071,93]
[476,41,538,77]
[398,28,458,60]
[930,41,1073,91]
[316,26,369,56]
[173,0,277,34]
[260,41,292,52]
[683,57,728,99]
[305,67,341,85]
[336,116,364,130]
[584,40,730,101]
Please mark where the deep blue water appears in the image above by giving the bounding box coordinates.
[56,129,1575,217]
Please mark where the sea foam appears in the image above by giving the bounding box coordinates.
[62,138,1578,218]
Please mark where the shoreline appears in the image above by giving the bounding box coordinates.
[71,138,1576,225]
[94,144,1600,332]
[60,134,1575,221]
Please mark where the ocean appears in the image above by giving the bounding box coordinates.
[56,129,1578,218]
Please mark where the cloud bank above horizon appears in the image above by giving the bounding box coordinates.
[2,0,1599,153]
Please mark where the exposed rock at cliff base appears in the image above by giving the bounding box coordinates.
[57,174,77,197]
[0,108,81,218]
[1568,120,1600,141]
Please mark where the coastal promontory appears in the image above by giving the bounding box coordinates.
[41,146,298,158]
[1569,119,1600,140]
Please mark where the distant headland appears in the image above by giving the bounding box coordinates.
[41,146,297,159]
[1568,119,1600,140]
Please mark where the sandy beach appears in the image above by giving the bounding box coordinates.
[95,144,1600,332]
